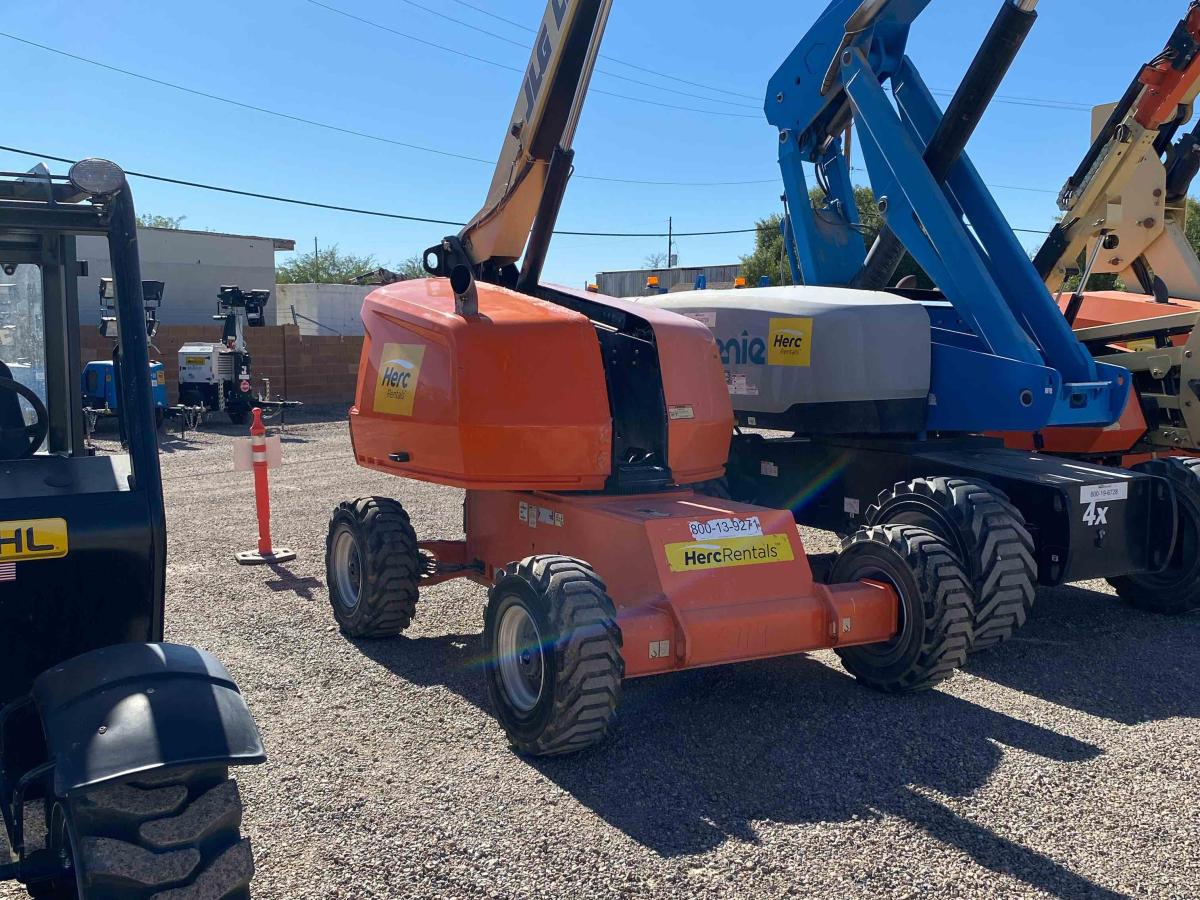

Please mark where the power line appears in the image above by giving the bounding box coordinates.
[445,0,1097,113]
[0,144,750,236]
[372,0,759,109]
[0,145,1054,240]
[297,1,757,118]
[0,31,767,187]
[443,0,763,101]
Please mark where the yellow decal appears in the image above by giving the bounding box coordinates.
[0,518,68,562]
[665,533,794,573]
[767,317,813,367]
[374,343,426,417]
[1125,338,1156,353]
[184,356,208,366]
[156,371,166,385]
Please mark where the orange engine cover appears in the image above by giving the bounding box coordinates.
[349,279,732,491]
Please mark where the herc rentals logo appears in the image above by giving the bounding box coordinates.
[373,343,426,417]
[665,534,794,573]
[0,518,68,562]
[767,317,813,367]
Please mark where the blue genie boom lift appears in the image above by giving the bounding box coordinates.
[652,0,1183,649]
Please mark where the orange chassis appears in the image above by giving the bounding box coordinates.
[420,489,897,679]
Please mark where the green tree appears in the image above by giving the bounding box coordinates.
[276,244,382,284]
[740,186,929,288]
[397,255,427,280]
[137,212,186,229]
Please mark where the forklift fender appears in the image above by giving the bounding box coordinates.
[30,643,266,796]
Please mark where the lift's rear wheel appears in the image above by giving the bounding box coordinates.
[28,765,253,899]
[484,556,623,756]
[831,525,974,692]
[1108,457,1200,614]
[326,497,421,637]
[866,477,1036,652]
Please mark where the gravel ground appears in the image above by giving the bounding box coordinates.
[4,414,1198,899]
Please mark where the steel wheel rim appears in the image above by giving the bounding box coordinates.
[496,602,545,713]
[332,528,363,611]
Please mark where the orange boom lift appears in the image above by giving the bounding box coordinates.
[323,0,976,755]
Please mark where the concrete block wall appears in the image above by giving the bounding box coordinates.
[80,324,365,406]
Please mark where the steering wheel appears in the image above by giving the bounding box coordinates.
[0,376,49,459]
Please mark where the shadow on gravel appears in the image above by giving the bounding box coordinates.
[351,632,1121,897]
[264,565,324,601]
[966,582,1200,726]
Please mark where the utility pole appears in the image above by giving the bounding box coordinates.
[314,237,320,283]
[667,217,673,269]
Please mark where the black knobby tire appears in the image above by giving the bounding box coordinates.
[832,525,975,693]
[326,497,421,638]
[1108,457,1200,614]
[31,765,253,900]
[866,477,1037,652]
[484,556,624,756]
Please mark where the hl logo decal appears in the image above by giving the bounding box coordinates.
[664,534,794,573]
[0,518,68,562]
[767,318,813,367]
[374,344,426,417]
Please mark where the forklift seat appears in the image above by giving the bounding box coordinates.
[0,360,32,458]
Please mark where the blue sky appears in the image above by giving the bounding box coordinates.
[0,0,1190,288]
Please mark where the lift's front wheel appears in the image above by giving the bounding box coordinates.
[326,497,421,637]
[484,556,623,756]
[28,765,253,899]
[1108,457,1200,615]
[866,477,1036,652]
[832,525,975,693]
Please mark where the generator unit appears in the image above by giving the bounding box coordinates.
[177,285,271,425]
[80,277,169,428]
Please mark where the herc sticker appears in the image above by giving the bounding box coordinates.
[374,344,426,417]
[0,518,68,562]
[767,317,814,367]
[665,534,794,573]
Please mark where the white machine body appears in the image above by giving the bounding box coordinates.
[645,286,932,433]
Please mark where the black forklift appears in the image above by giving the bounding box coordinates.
[0,158,264,898]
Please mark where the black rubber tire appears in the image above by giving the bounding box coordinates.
[226,406,250,427]
[484,556,623,756]
[866,476,1037,652]
[1108,457,1200,614]
[326,497,421,638]
[832,525,975,693]
[29,765,253,900]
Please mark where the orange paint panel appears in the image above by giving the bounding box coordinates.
[552,286,734,485]
[464,490,898,678]
[997,382,1147,456]
[350,279,613,491]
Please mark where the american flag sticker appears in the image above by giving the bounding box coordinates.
[0,563,15,582]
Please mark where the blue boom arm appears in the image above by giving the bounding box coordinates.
[767,0,1129,431]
